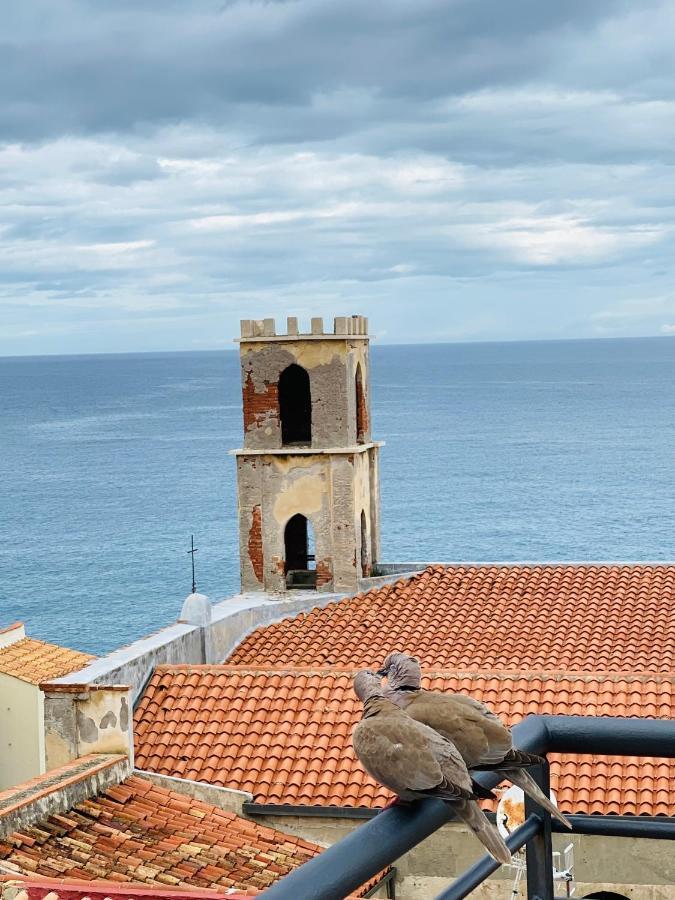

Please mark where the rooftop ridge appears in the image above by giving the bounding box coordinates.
[148,663,675,680]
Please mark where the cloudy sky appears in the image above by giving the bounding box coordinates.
[2,0,675,355]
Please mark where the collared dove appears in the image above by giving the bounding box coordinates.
[352,670,512,864]
[377,652,572,830]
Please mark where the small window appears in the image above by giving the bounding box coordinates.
[284,513,317,589]
[360,509,369,577]
[279,364,311,445]
[355,363,366,443]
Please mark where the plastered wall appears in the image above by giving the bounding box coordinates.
[240,338,371,450]
[237,447,380,592]
[43,686,132,771]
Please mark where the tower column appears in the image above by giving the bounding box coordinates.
[232,315,382,593]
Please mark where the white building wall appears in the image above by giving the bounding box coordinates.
[0,673,44,790]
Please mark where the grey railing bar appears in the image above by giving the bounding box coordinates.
[524,762,554,900]
[543,715,675,756]
[434,814,543,900]
[558,814,675,840]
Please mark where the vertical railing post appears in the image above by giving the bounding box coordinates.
[524,760,554,900]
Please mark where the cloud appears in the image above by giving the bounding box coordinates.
[2,0,675,353]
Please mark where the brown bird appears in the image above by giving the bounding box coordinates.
[352,670,512,864]
[377,652,572,830]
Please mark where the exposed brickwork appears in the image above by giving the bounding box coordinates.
[315,557,333,587]
[247,505,263,583]
[242,372,278,433]
[355,368,368,441]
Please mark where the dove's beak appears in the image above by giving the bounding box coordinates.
[376,668,387,677]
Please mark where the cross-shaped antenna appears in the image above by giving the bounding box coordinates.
[187,534,198,594]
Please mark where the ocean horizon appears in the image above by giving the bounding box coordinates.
[2,334,674,655]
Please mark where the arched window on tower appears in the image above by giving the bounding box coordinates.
[284,513,317,589]
[355,363,366,443]
[360,509,369,577]
[279,364,311,445]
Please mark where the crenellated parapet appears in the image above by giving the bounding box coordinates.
[239,315,369,341]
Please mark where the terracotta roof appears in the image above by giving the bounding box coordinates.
[227,564,675,672]
[0,774,344,894]
[0,637,94,685]
[134,666,675,816]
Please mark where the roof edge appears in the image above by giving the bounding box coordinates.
[0,754,129,839]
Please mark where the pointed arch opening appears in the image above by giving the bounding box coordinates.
[284,513,317,589]
[355,363,366,444]
[279,364,311,445]
[360,509,369,577]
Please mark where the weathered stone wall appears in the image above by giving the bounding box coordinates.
[240,339,354,450]
[239,325,370,451]
[43,685,132,771]
[50,621,204,703]
[236,447,380,592]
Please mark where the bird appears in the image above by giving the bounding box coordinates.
[377,651,572,830]
[352,670,512,864]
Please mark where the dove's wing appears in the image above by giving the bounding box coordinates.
[353,710,472,800]
[404,691,512,767]
[446,692,506,726]
[422,723,475,799]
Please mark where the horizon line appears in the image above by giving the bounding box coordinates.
[2,331,674,361]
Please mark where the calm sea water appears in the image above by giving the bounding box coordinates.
[2,337,675,655]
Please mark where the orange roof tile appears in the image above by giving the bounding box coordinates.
[0,774,376,894]
[134,666,675,816]
[227,564,675,672]
[0,637,94,685]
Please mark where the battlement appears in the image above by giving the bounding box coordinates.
[238,315,369,341]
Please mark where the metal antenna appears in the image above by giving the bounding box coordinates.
[187,534,198,594]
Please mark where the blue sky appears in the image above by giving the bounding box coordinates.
[2,0,675,355]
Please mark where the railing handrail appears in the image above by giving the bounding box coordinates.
[260,715,675,900]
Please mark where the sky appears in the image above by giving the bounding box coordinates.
[2,0,675,355]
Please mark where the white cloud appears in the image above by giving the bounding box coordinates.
[2,0,675,353]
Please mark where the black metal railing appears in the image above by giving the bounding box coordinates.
[260,715,675,900]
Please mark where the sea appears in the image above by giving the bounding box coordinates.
[1,336,675,656]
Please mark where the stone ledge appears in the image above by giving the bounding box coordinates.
[230,441,384,457]
[0,754,129,838]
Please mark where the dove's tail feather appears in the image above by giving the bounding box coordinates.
[473,748,544,770]
[501,768,573,830]
[456,800,512,865]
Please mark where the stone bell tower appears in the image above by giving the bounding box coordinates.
[233,315,381,593]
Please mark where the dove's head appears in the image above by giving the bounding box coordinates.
[377,651,421,690]
[353,669,385,703]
